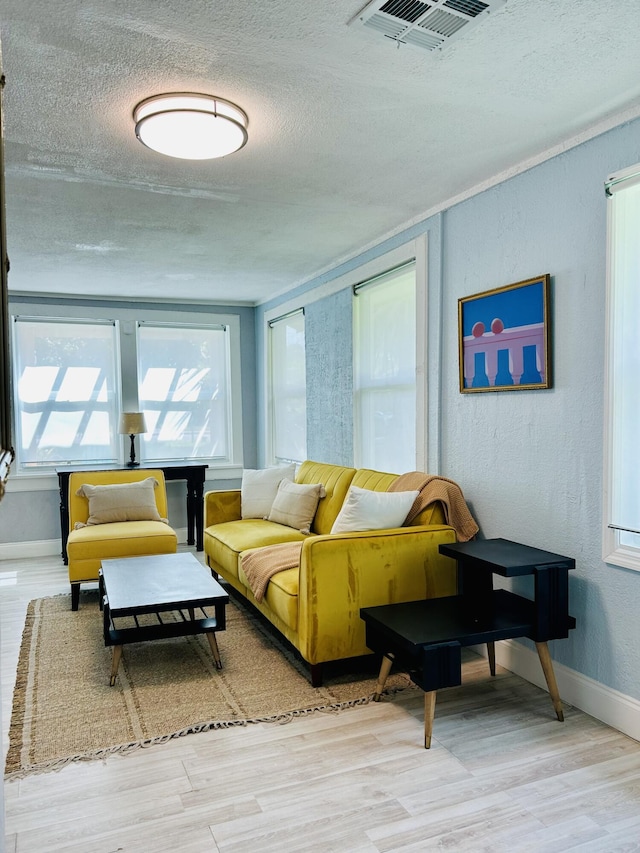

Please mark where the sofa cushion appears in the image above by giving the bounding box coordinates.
[75,478,165,526]
[295,461,356,534]
[240,464,296,519]
[351,468,399,492]
[66,520,178,582]
[267,479,326,533]
[330,486,419,534]
[238,563,299,631]
[204,519,307,579]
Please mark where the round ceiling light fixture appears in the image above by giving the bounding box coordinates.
[133,93,249,160]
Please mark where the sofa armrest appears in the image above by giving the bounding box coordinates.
[296,524,458,664]
[204,489,242,527]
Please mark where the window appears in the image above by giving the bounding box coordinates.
[353,262,416,472]
[604,163,640,570]
[12,317,120,468]
[137,322,231,463]
[268,309,306,463]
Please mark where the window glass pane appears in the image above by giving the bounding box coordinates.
[270,311,306,463]
[353,264,416,472]
[12,318,120,467]
[137,323,230,462]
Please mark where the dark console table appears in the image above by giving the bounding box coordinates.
[360,538,575,748]
[57,461,208,563]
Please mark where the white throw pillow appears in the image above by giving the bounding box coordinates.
[267,479,326,533]
[241,464,296,519]
[330,486,420,534]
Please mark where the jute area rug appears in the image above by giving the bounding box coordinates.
[6,592,414,779]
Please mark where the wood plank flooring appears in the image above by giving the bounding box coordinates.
[1,552,640,852]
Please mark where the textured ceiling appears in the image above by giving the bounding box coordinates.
[1,0,640,304]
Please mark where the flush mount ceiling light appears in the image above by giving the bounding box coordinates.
[133,93,248,160]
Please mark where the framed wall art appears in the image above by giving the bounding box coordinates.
[458,274,551,393]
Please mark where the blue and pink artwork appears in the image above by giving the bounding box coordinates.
[458,275,551,392]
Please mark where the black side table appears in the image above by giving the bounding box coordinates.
[360,538,576,748]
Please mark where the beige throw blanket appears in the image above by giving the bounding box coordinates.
[388,472,479,541]
[242,542,303,602]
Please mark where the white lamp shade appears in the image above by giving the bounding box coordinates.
[119,412,147,435]
[134,93,248,160]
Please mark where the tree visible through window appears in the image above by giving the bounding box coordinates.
[137,322,230,462]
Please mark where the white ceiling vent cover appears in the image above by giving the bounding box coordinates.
[350,0,506,53]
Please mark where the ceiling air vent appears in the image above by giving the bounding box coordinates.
[349,0,506,53]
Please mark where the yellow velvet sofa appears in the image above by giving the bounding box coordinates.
[204,460,459,685]
[66,469,178,610]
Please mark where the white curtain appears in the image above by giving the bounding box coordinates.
[607,171,640,539]
[353,263,416,473]
[269,310,306,463]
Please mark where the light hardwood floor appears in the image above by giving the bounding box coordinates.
[1,552,640,853]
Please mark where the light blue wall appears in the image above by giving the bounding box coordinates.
[255,115,640,702]
[305,289,353,465]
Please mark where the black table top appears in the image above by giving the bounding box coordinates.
[439,538,575,577]
[361,591,536,650]
[100,552,227,615]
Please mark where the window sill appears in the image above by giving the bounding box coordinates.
[603,542,640,573]
[4,462,244,493]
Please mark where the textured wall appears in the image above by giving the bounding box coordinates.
[305,289,353,466]
[256,115,640,703]
[438,118,640,699]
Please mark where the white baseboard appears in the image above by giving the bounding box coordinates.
[0,528,189,561]
[473,639,640,744]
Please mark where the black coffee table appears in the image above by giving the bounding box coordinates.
[99,552,229,686]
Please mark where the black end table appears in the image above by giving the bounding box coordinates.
[361,538,575,748]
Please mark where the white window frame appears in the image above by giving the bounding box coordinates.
[603,161,640,572]
[267,308,307,464]
[11,315,122,471]
[6,300,244,489]
[136,320,234,465]
[261,236,428,470]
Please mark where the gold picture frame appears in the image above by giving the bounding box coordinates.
[458,274,551,393]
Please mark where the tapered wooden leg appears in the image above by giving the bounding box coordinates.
[206,631,223,670]
[71,583,80,611]
[109,645,122,686]
[487,641,496,676]
[424,690,437,749]
[374,654,394,701]
[535,641,564,721]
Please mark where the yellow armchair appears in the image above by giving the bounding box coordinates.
[66,469,178,610]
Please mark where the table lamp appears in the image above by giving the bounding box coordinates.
[118,412,147,467]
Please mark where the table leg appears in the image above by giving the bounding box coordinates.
[424,690,437,749]
[374,653,394,701]
[487,640,496,676]
[206,631,223,670]
[535,641,564,721]
[110,645,123,686]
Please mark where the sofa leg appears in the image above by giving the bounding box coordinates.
[310,663,323,688]
[71,583,80,611]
